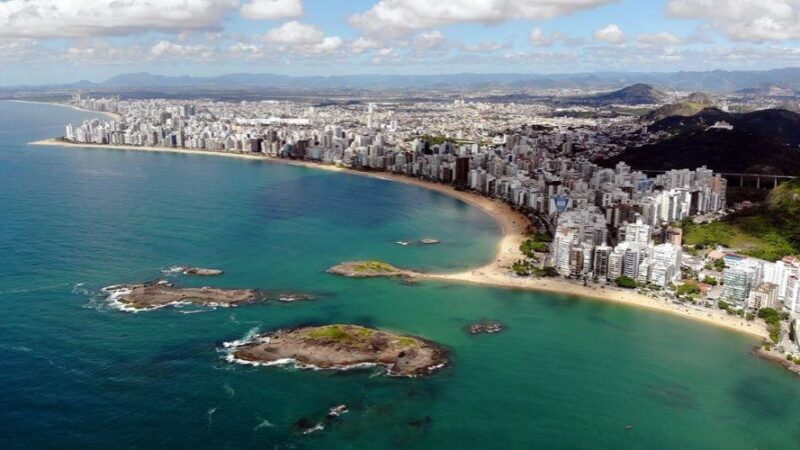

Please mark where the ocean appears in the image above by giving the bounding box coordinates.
[1,100,799,449]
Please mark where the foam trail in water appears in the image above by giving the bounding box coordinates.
[207,406,219,427]
[254,418,275,431]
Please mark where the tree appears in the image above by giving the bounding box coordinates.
[520,239,549,258]
[512,260,533,276]
[713,258,726,271]
[615,276,637,289]
[676,283,701,296]
[702,276,718,286]
[758,308,781,325]
[540,266,558,278]
[718,300,730,310]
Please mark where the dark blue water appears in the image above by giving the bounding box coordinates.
[2,101,800,450]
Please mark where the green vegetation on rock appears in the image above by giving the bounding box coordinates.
[305,325,376,341]
[353,261,399,273]
[683,179,800,261]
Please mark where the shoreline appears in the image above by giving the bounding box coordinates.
[7,100,122,121]
[29,138,769,340]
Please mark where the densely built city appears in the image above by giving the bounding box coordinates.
[61,94,800,355]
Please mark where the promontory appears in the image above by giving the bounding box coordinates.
[227,325,448,377]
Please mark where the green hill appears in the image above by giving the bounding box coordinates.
[683,179,800,261]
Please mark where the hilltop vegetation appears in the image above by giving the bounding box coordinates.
[574,83,667,106]
[645,92,715,121]
[683,179,800,261]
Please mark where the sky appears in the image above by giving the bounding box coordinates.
[3,0,800,85]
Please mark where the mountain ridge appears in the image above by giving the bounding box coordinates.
[6,67,800,92]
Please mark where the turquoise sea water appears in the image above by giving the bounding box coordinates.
[2,101,800,449]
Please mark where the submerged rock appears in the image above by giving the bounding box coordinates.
[466,321,506,336]
[227,325,448,377]
[328,404,349,418]
[275,293,317,303]
[419,239,441,245]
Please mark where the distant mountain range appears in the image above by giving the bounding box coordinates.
[6,67,800,92]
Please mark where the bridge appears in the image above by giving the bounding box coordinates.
[640,170,797,189]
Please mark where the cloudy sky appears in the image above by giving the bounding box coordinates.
[2,0,800,85]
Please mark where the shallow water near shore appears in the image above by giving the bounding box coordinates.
[2,101,800,449]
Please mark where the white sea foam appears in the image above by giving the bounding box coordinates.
[224,353,381,373]
[254,418,275,431]
[303,423,325,435]
[223,382,235,398]
[178,309,209,315]
[221,327,264,349]
[0,344,32,353]
[161,266,187,275]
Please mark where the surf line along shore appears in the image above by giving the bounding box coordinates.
[30,139,768,340]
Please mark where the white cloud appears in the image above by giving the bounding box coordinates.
[0,0,238,39]
[461,41,508,53]
[350,37,381,54]
[594,24,625,44]
[64,42,146,65]
[0,38,38,62]
[227,42,264,58]
[150,41,215,59]
[667,0,800,42]
[530,28,553,46]
[310,37,343,54]
[240,0,304,20]
[529,28,584,47]
[372,47,400,64]
[350,0,618,36]
[415,31,446,50]
[262,21,341,54]
[263,21,324,44]
[637,32,683,46]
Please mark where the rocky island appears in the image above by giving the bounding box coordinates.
[226,325,448,377]
[104,281,261,310]
[327,261,417,278]
[182,267,224,276]
[466,321,507,336]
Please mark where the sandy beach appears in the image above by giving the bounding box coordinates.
[29,139,769,339]
[9,100,122,121]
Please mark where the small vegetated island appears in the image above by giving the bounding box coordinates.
[226,325,449,377]
[104,281,262,310]
[327,261,417,278]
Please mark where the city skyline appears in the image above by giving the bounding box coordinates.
[4,0,800,85]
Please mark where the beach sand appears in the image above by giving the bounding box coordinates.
[9,100,122,121]
[29,139,769,339]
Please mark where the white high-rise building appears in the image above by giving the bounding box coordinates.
[623,217,651,245]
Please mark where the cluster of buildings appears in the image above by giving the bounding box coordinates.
[64,96,731,292]
[548,164,726,287]
[720,255,800,313]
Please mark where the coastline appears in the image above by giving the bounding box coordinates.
[8,100,122,121]
[29,138,769,340]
